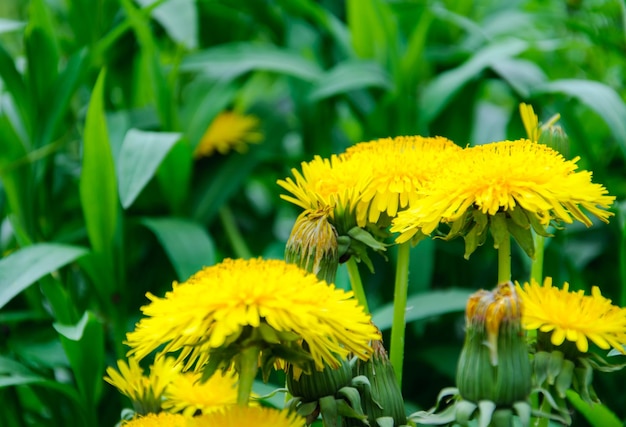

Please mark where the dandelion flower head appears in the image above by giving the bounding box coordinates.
[126,258,379,373]
[516,277,626,354]
[392,139,614,243]
[122,413,192,427]
[104,355,178,414]
[194,111,262,158]
[341,135,461,226]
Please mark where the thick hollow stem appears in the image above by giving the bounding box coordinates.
[390,241,411,388]
[498,235,512,284]
[236,345,260,406]
[346,257,369,313]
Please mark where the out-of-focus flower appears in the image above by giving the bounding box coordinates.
[195,405,305,427]
[121,412,191,427]
[194,111,262,158]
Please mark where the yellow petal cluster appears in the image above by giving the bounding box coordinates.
[195,405,305,427]
[122,413,192,427]
[343,136,461,226]
[194,111,262,158]
[516,277,626,353]
[126,258,379,372]
[163,370,241,416]
[392,139,614,243]
[104,355,178,413]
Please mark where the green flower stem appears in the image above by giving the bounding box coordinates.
[346,257,369,313]
[530,233,545,284]
[220,205,253,259]
[498,234,512,283]
[237,345,261,406]
[390,241,411,387]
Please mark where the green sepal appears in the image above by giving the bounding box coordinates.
[507,217,535,259]
[338,386,366,418]
[508,206,530,228]
[490,408,513,427]
[455,399,477,426]
[445,209,470,239]
[338,235,351,259]
[527,212,552,237]
[555,359,575,397]
[257,322,281,344]
[375,417,395,427]
[336,397,369,424]
[489,212,509,250]
[347,226,388,252]
[319,395,340,427]
[532,351,551,386]
[477,400,496,427]
[547,351,564,385]
[513,401,531,427]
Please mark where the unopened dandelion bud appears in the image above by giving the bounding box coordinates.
[539,121,569,158]
[285,207,339,284]
[349,339,407,427]
[456,283,531,406]
[287,358,353,402]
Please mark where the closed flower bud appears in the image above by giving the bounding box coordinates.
[349,339,407,427]
[456,282,531,406]
[285,207,339,284]
[287,358,353,402]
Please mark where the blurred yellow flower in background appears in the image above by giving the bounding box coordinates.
[194,111,262,158]
[163,370,241,416]
[195,405,305,427]
[122,412,192,427]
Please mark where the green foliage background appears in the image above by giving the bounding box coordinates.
[1,0,625,426]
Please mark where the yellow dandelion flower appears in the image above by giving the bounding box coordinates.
[516,277,626,354]
[163,370,240,416]
[104,355,179,414]
[122,412,192,427]
[126,258,379,373]
[342,136,461,226]
[277,155,370,230]
[194,111,262,158]
[194,405,305,427]
[392,139,615,244]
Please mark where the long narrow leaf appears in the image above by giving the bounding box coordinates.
[0,244,88,309]
[309,60,393,102]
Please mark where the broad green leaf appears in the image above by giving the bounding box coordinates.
[141,217,216,281]
[180,42,323,82]
[532,79,626,159]
[419,38,528,125]
[490,57,547,98]
[80,69,118,256]
[566,390,622,427]
[372,289,472,330]
[156,139,193,215]
[136,0,198,49]
[56,312,104,412]
[117,129,181,208]
[309,60,393,102]
[0,19,25,34]
[0,243,88,309]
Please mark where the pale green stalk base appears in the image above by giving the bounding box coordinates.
[237,345,260,406]
[220,205,253,259]
[346,257,369,313]
[390,241,411,388]
[534,396,552,427]
[498,235,512,284]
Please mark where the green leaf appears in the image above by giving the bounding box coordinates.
[117,129,181,208]
[309,60,393,101]
[0,18,25,34]
[372,289,472,330]
[419,38,528,125]
[136,0,198,49]
[0,42,31,137]
[56,312,104,417]
[80,69,118,256]
[0,243,88,309]
[566,390,622,427]
[532,79,626,159]
[491,57,547,98]
[180,42,323,82]
[141,217,217,281]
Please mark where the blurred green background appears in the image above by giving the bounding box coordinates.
[1,0,625,426]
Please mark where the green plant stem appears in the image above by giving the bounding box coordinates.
[390,241,410,388]
[220,205,253,259]
[498,234,512,283]
[534,395,552,427]
[346,257,369,313]
[236,345,260,406]
[530,233,545,284]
